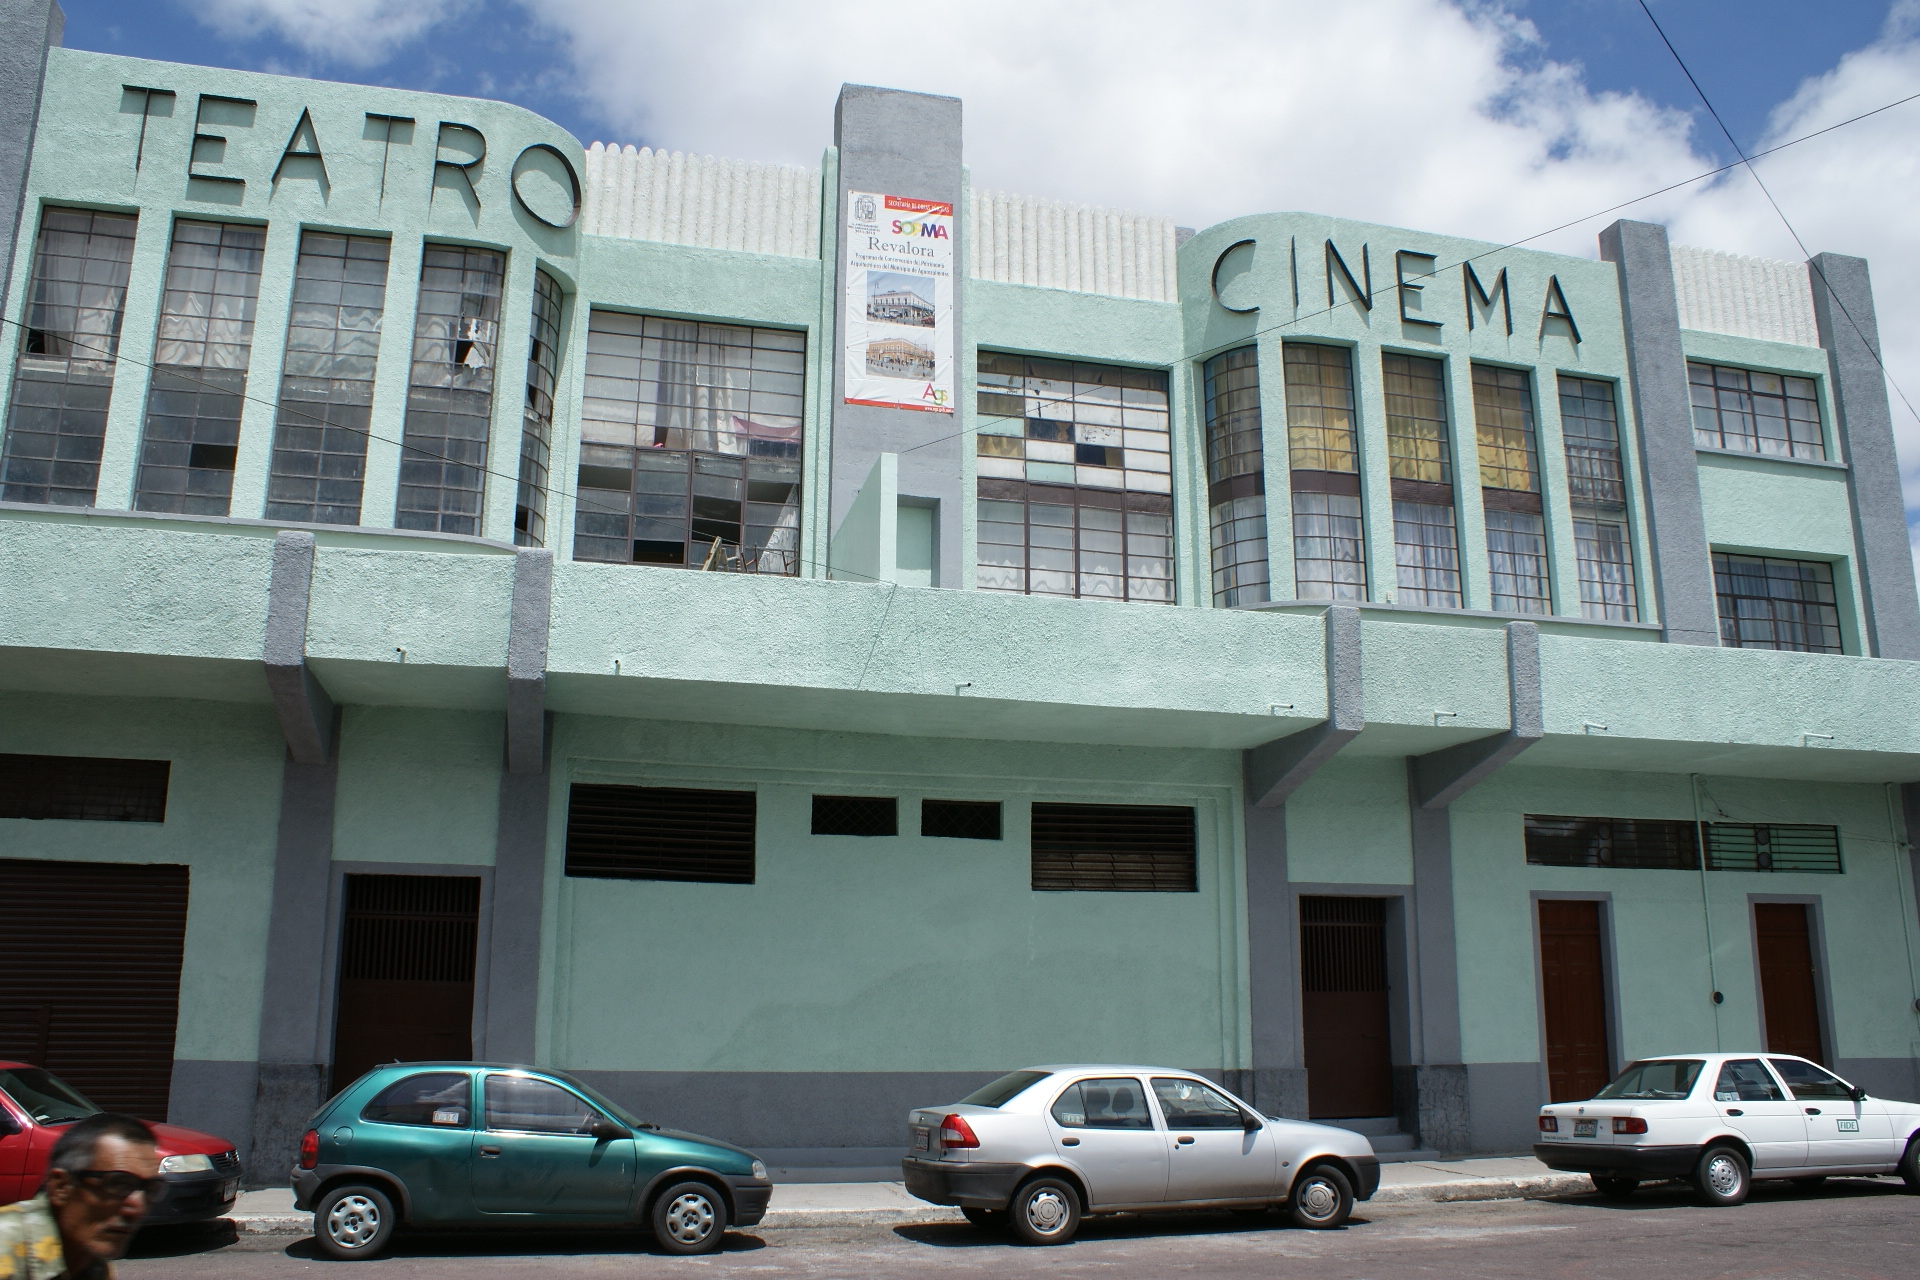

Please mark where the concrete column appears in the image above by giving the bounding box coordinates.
[1807,253,1920,659]
[0,0,61,319]
[1598,221,1718,646]
[830,85,964,590]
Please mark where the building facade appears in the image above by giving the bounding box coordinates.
[3,0,1920,1181]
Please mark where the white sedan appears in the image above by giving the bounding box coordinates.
[1535,1052,1920,1205]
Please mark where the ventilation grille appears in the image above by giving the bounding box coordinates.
[1525,815,1700,870]
[812,794,898,837]
[0,754,169,822]
[1704,823,1842,874]
[922,799,1002,841]
[339,875,480,983]
[1030,803,1196,892]
[565,784,756,884]
[1300,896,1388,993]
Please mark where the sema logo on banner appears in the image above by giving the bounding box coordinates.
[844,191,954,413]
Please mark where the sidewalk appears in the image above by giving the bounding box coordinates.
[221,1157,1591,1235]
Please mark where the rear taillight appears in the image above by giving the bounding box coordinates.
[1612,1116,1648,1135]
[298,1129,320,1170]
[1538,1115,1558,1132]
[939,1114,979,1149]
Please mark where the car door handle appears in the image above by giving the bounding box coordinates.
[1805,1108,1821,1116]
[1724,1109,1743,1116]
[479,1146,501,1157]
[1061,1138,1079,1147]
[1176,1136,1195,1145]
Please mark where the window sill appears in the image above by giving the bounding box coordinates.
[1695,446,1847,472]
[1242,598,1663,632]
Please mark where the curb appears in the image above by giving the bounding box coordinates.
[1370,1173,1593,1205]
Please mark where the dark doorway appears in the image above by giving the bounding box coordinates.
[1300,896,1393,1118]
[0,859,190,1118]
[1755,902,1824,1062]
[330,875,481,1093]
[1539,899,1612,1102]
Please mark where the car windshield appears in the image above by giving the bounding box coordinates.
[1595,1059,1704,1101]
[0,1068,102,1124]
[959,1071,1052,1108]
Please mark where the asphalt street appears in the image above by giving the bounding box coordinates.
[125,1177,1917,1279]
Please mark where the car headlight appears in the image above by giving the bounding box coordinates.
[751,1160,768,1181]
[159,1154,214,1174]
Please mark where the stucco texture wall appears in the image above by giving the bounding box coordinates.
[332,706,504,866]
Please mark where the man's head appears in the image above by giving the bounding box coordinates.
[43,1113,161,1266]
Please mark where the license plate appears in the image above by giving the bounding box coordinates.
[1574,1120,1597,1138]
[221,1180,238,1201]
[913,1131,929,1152]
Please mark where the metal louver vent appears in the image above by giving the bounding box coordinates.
[565,783,756,884]
[0,754,169,822]
[1030,802,1196,892]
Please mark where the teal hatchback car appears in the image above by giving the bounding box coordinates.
[291,1063,771,1258]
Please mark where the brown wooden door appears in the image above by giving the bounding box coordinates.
[1755,903,1824,1063]
[1539,899,1612,1102]
[0,859,190,1119]
[330,875,480,1093]
[1301,897,1394,1118]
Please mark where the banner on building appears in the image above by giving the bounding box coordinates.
[843,191,954,413]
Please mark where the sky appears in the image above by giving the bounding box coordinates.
[58,0,1920,577]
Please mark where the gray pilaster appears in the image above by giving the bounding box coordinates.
[265,531,334,764]
[484,716,551,1064]
[1245,605,1363,807]
[1598,220,1719,646]
[506,548,552,774]
[1412,621,1541,808]
[831,84,964,590]
[1903,784,1920,957]
[1806,252,1920,659]
[0,0,62,320]
[1241,800,1307,1118]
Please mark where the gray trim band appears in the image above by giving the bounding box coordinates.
[506,547,552,775]
[264,531,334,765]
[485,724,550,1063]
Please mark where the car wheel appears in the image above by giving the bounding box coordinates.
[650,1180,727,1256]
[1593,1176,1639,1201]
[1791,1175,1827,1192]
[1287,1163,1354,1229]
[961,1207,1007,1230]
[1008,1177,1080,1246]
[1898,1136,1920,1193]
[1691,1146,1750,1207]
[314,1184,397,1261]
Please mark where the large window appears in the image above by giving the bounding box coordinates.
[1558,376,1636,621]
[1030,802,1197,892]
[563,783,756,883]
[1690,362,1823,460]
[395,245,504,536]
[515,269,563,547]
[1384,352,1460,607]
[1,208,137,506]
[1712,552,1842,653]
[264,232,390,526]
[1472,364,1550,614]
[133,220,266,515]
[1202,347,1268,606]
[573,312,803,573]
[1282,343,1365,601]
[975,354,1172,603]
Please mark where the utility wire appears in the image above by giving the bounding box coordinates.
[1635,0,1920,429]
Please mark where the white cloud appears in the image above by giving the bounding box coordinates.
[193,0,465,68]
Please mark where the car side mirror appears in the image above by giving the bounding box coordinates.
[589,1120,631,1141]
[1241,1111,1264,1131]
[1848,1086,1867,1102]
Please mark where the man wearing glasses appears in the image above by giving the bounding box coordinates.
[1,1113,161,1279]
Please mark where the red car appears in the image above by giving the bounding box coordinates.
[0,1062,242,1225]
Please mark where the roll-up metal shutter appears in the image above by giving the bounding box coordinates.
[0,858,190,1119]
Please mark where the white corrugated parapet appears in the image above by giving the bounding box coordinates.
[581,143,822,259]
[968,189,1179,303]
[1670,243,1820,348]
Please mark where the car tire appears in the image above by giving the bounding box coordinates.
[1898,1136,1920,1193]
[650,1180,727,1256]
[1791,1176,1827,1192]
[313,1184,398,1261]
[961,1207,1007,1230]
[1691,1145,1750,1207]
[1287,1163,1354,1230]
[1593,1176,1639,1201]
[1008,1176,1080,1246]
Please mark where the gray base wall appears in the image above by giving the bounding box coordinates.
[247,1062,327,1187]
[1465,1061,1544,1154]
[167,1058,258,1156]
[1835,1056,1920,1104]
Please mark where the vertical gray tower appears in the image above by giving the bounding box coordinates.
[0,0,64,318]
[830,85,965,589]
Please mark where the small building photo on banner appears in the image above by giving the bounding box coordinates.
[843,192,954,412]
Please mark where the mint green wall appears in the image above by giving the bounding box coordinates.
[1286,754,1413,886]
[332,706,503,866]
[0,692,282,1063]
[536,716,1247,1073]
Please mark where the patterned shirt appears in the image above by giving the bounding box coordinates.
[0,1195,107,1280]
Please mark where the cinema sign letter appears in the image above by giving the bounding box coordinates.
[843,191,954,413]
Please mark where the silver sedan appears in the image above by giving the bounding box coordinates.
[901,1065,1380,1244]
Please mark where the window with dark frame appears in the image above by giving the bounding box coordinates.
[1712,552,1843,653]
[1557,375,1637,621]
[1703,823,1842,874]
[515,269,564,547]
[395,244,505,536]
[812,794,898,837]
[1283,343,1365,601]
[0,754,170,823]
[921,799,1002,841]
[563,783,755,884]
[1030,802,1197,892]
[1202,347,1269,607]
[1524,815,1699,869]
[1384,352,1460,608]
[1689,361,1823,460]
[1471,364,1550,614]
